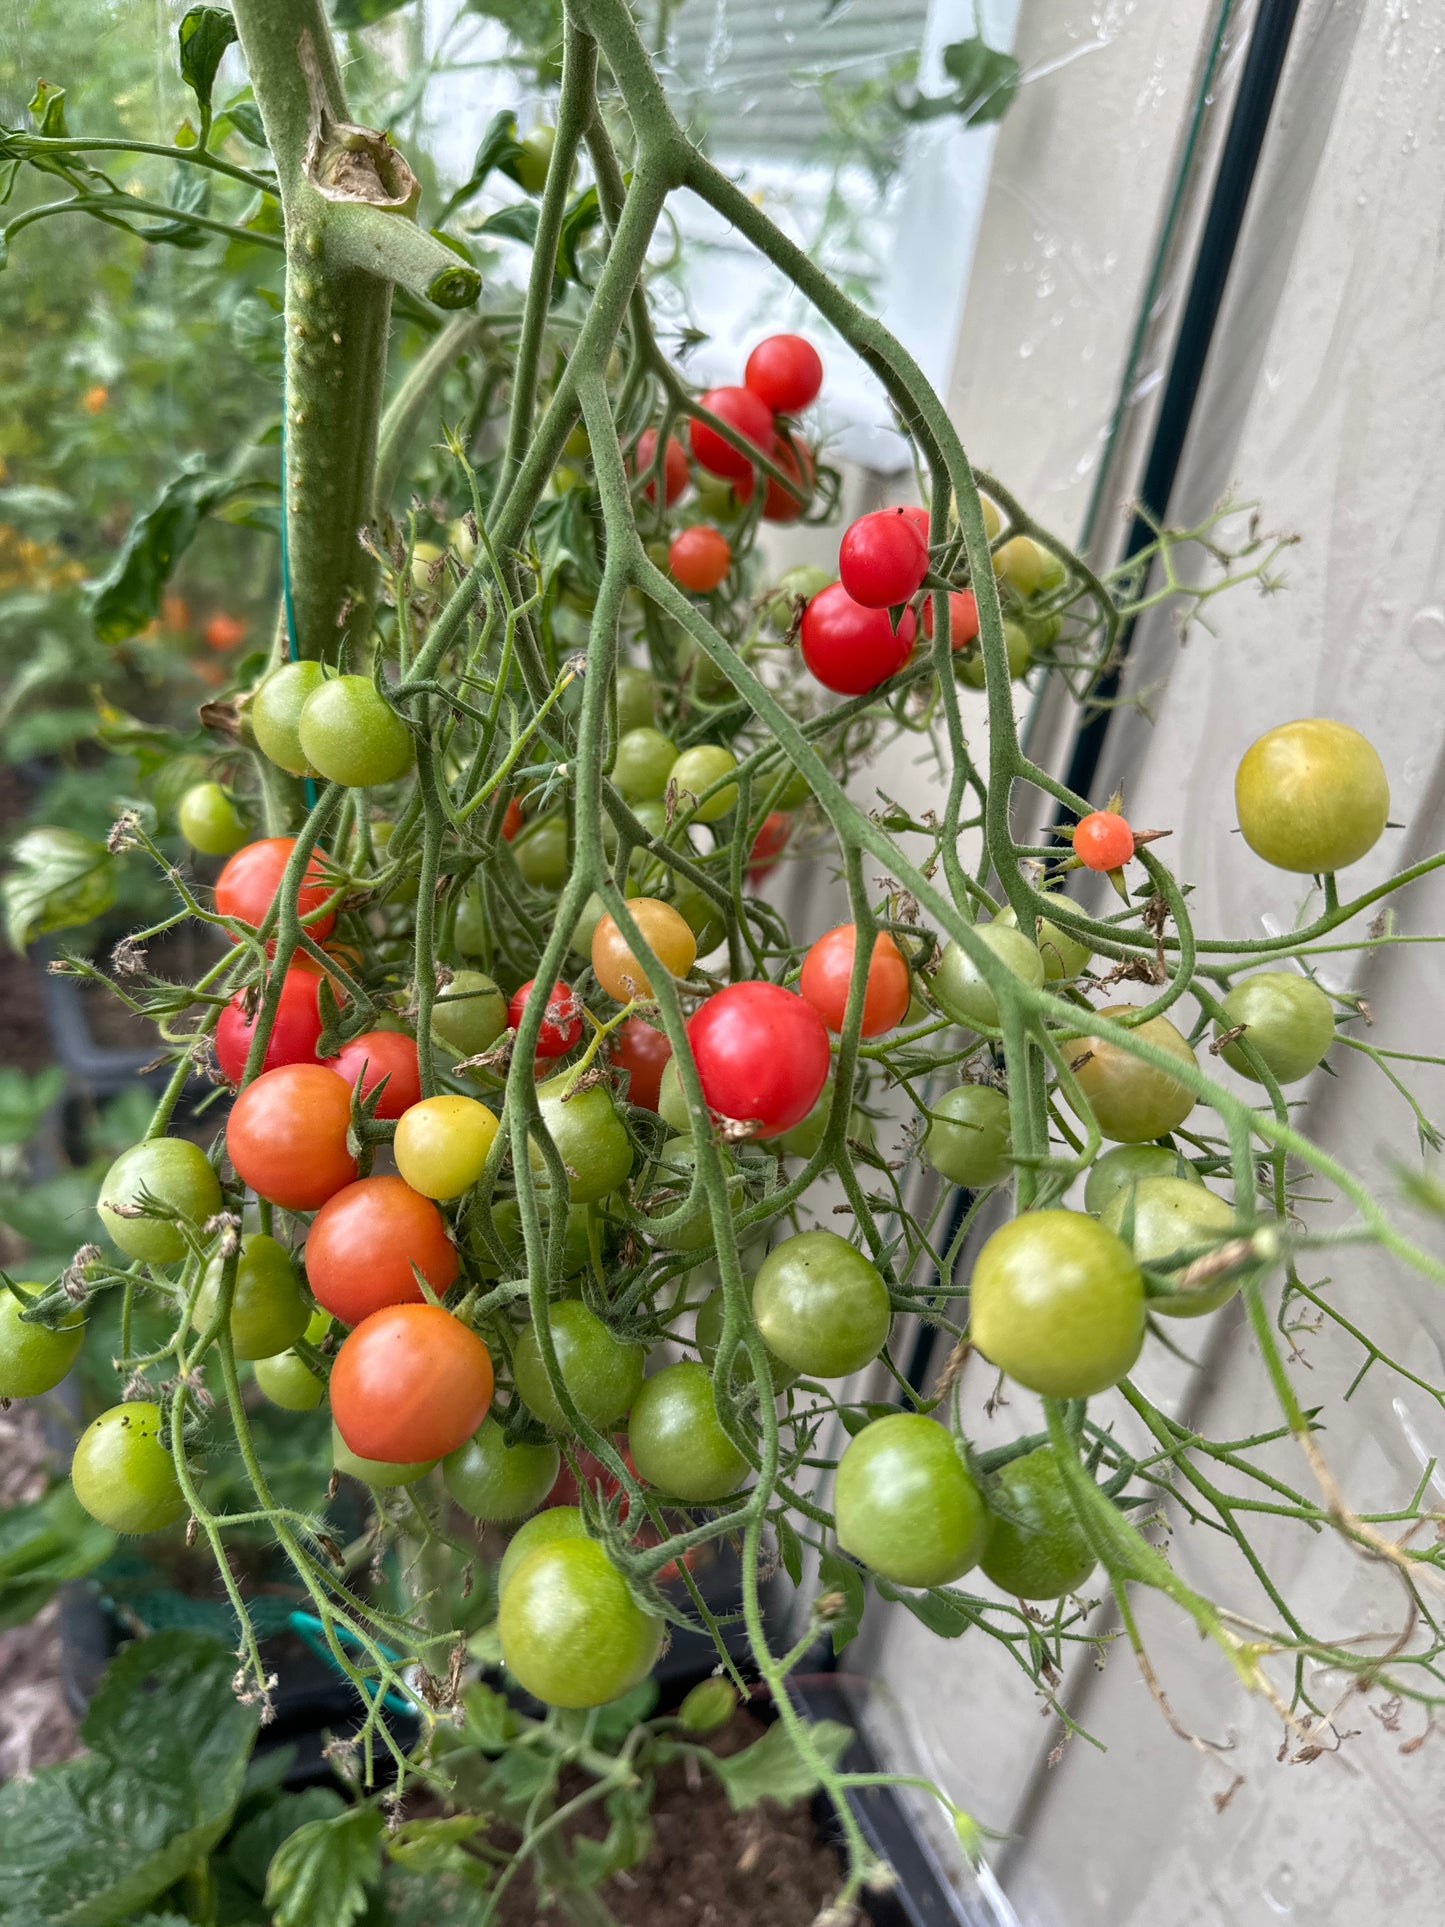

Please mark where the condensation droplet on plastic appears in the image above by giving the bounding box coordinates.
[1407,606,1445,664]
[1262,1863,1297,1916]
[1018,341,1034,359]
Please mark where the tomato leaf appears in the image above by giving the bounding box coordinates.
[0,1482,116,1630]
[818,1549,866,1655]
[775,1510,803,1586]
[225,1788,347,1898]
[89,459,236,644]
[874,1577,977,1639]
[473,202,540,248]
[439,110,525,224]
[2,826,116,952]
[385,1814,488,1876]
[556,184,602,284]
[177,8,238,122]
[27,81,67,138]
[264,1805,385,1927]
[899,37,1020,128]
[333,0,414,26]
[704,1715,852,1811]
[217,89,267,147]
[0,1630,260,1927]
[569,1781,653,1888]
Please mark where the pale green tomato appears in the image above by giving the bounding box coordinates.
[970,1209,1144,1397]
[668,745,737,822]
[0,1282,83,1399]
[992,902,1091,981]
[762,565,832,633]
[611,727,678,802]
[923,1085,1012,1189]
[694,1288,797,1391]
[931,925,1045,1030]
[443,1417,560,1521]
[71,1402,187,1535]
[671,880,726,958]
[453,888,488,957]
[1064,1006,1198,1144]
[512,1300,646,1432]
[432,969,507,1057]
[177,782,248,858]
[251,661,324,775]
[513,816,569,891]
[297,675,416,788]
[777,1077,875,1159]
[1216,972,1335,1084]
[751,1230,891,1379]
[1102,1175,1242,1317]
[993,535,1046,596]
[643,1135,741,1252]
[1235,719,1389,874]
[957,618,1031,687]
[570,891,608,961]
[99,1139,222,1266]
[656,1057,692,1135]
[192,1232,308,1361]
[332,1422,435,1488]
[529,1076,634,1205]
[615,665,656,734]
[1083,1144,1202,1217]
[498,1504,587,1597]
[981,1447,1095,1599]
[410,541,443,593]
[835,1413,989,1589]
[628,1360,750,1502]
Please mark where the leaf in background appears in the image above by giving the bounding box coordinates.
[874,1576,975,1638]
[0,1630,259,1927]
[140,165,212,250]
[334,0,415,25]
[556,184,602,284]
[177,7,238,122]
[264,1806,385,1927]
[439,110,524,224]
[0,486,75,536]
[569,1780,653,1889]
[225,1787,347,1898]
[88,459,234,644]
[384,1815,488,1876]
[705,1716,852,1811]
[2,826,116,951]
[217,89,267,148]
[473,202,540,249]
[818,1549,866,1655]
[590,1675,658,1743]
[0,1065,65,1146]
[27,81,67,138]
[901,38,1020,127]
[0,1483,116,1631]
[775,1511,803,1585]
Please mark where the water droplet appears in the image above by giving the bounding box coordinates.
[1262,1863,1297,1915]
[1407,605,1445,664]
[1018,342,1034,359]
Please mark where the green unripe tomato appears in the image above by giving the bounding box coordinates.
[1083,1144,1202,1217]
[479,1196,594,1280]
[513,815,569,891]
[368,818,421,905]
[452,888,487,957]
[0,1282,83,1399]
[956,619,1031,687]
[530,1076,634,1204]
[514,124,557,193]
[1235,718,1389,874]
[691,471,750,522]
[443,1417,560,1521]
[751,1230,891,1379]
[695,1288,797,1391]
[931,925,1045,1030]
[71,1401,187,1535]
[777,1076,875,1160]
[498,1504,587,1598]
[297,676,415,788]
[1102,1176,1241,1317]
[570,891,608,961]
[992,901,1091,981]
[410,541,443,594]
[611,727,678,802]
[762,565,832,633]
[332,1422,435,1488]
[251,660,324,775]
[433,969,507,1057]
[1023,609,1063,651]
[99,1139,222,1265]
[970,1209,1144,1397]
[656,1057,693,1135]
[993,535,1046,597]
[563,421,591,461]
[1065,1006,1198,1143]
[628,1360,750,1502]
[616,665,656,733]
[254,1335,326,1410]
[643,1136,744,1253]
[981,1447,1095,1599]
[670,881,726,958]
[192,1232,308,1361]
[499,1537,662,1709]
[759,760,812,810]
[1216,972,1335,1084]
[669,745,737,822]
[835,1412,989,1588]
[678,1677,738,1733]
[512,1300,646,1432]
[177,782,247,858]
[923,1085,1012,1189]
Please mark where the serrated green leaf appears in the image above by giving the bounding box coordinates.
[264,1806,384,1927]
[818,1550,866,1655]
[385,1814,487,1875]
[474,201,539,248]
[704,1716,852,1811]
[88,459,234,644]
[590,1675,658,1743]
[2,826,116,952]
[0,1631,259,1927]
[226,1787,347,1897]
[569,1781,652,1888]
[556,184,601,283]
[940,36,1020,122]
[178,8,238,119]
[459,1680,515,1751]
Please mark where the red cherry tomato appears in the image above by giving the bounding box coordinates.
[799,924,911,1037]
[634,429,690,507]
[922,589,980,651]
[226,1062,357,1211]
[1074,810,1136,872]
[898,505,931,538]
[214,838,335,942]
[838,508,930,609]
[215,968,325,1085]
[686,981,831,1138]
[204,612,247,651]
[748,811,791,883]
[762,438,814,523]
[501,797,524,841]
[688,386,774,484]
[669,525,731,593]
[330,1303,493,1464]
[306,1175,458,1325]
[610,1016,672,1112]
[744,335,823,414]
[509,979,584,1058]
[328,1029,421,1119]
[800,583,917,696]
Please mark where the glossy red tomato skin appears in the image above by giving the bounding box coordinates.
[922,589,980,651]
[328,1029,421,1119]
[214,838,335,940]
[744,334,823,414]
[610,1016,672,1112]
[838,509,930,609]
[501,797,524,841]
[634,429,689,506]
[799,924,910,1037]
[226,1063,357,1211]
[215,968,324,1085]
[689,386,775,483]
[669,525,731,593]
[330,1303,493,1464]
[509,979,584,1058]
[762,438,813,522]
[686,981,831,1138]
[748,811,791,883]
[800,583,917,696]
[1074,811,1135,872]
[306,1175,458,1325]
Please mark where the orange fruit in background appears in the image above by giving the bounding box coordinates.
[82,385,109,415]
[205,612,247,651]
